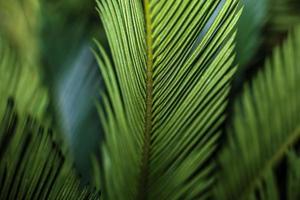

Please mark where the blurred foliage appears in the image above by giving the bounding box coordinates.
[0,31,99,198]
[40,0,99,77]
[235,0,268,67]
[0,37,48,125]
[215,25,300,199]
[1,0,300,195]
[39,0,105,181]
[232,0,300,95]
[0,99,100,199]
[0,0,105,181]
[0,0,40,64]
[270,0,300,31]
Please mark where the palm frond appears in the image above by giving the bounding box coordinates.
[287,150,300,199]
[0,99,99,199]
[214,25,300,200]
[246,170,280,200]
[0,37,48,120]
[234,150,300,200]
[93,0,240,199]
[222,150,300,200]
[0,35,100,199]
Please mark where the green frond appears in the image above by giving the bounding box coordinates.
[0,37,48,120]
[215,25,300,200]
[0,35,99,199]
[225,150,300,200]
[247,171,280,200]
[94,0,240,199]
[237,150,300,200]
[0,99,99,199]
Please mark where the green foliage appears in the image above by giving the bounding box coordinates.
[1,0,300,199]
[0,31,99,200]
[235,0,268,66]
[215,25,300,200]
[235,0,300,68]
[222,150,300,200]
[0,99,99,199]
[0,0,41,64]
[287,151,300,199]
[94,0,240,199]
[1,0,104,180]
[39,0,104,174]
[40,0,96,75]
[0,38,48,120]
[270,0,300,31]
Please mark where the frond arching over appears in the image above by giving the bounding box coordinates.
[0,35,100,200]
[94,0,240,199]
[215,25,300,200]
[0,99,100,199]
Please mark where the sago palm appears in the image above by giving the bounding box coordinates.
[0,0,300,199]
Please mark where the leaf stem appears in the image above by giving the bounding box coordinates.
[241,127,300,199]
[137,0,154,199]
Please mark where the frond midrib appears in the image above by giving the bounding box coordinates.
[241,126,300,199]
[137,0,154,199]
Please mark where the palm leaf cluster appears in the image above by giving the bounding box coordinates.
[0,38,99,199]
[1,0,103,180]
[0,100,99,199]
[0,0,300,199]
[215,25,300,200]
